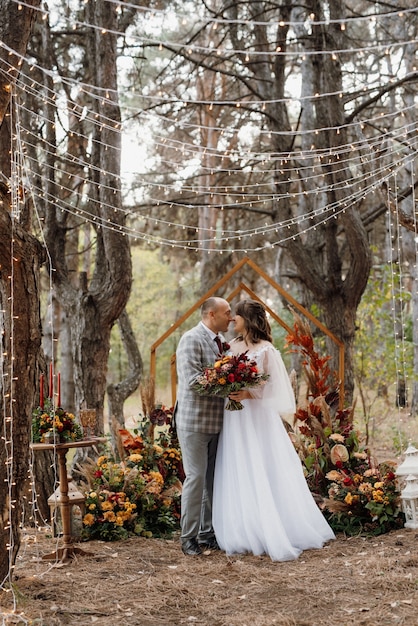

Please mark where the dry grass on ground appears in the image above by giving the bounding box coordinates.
[2,527,418,626]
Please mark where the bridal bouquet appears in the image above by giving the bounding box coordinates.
[193,352,269,410]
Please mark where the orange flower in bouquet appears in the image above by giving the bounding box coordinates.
[193,351,269,410]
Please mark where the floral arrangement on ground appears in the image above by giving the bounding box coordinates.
[285,311,404,536]
[32,398,83,443]
[80,380,183,541]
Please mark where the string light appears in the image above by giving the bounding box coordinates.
[0,102,62,611]
[10,0,418,42]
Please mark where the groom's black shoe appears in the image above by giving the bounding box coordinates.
[181,538,202,556]
[198,537,220,551]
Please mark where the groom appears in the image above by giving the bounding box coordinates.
[175,296,233,556]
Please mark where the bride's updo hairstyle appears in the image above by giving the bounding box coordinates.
[235,299,273,343]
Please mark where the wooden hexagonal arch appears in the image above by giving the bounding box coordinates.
[150,257,344,407]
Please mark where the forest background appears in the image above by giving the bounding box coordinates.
[0,0,418,599]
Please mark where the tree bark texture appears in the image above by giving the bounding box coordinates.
[0,0,42,585]
[0,200,44,583]
[40,0,132,435]
[225,0,372,403]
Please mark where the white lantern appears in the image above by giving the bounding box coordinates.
[396,445,418,478]
[400,474,418,529]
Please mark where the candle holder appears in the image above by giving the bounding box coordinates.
[79,409,96,438]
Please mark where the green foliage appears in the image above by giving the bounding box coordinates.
[390,426,417,457]
[354,262,413,388]
[354,262,414,440]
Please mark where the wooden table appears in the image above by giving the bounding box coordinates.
[31,437,105,563]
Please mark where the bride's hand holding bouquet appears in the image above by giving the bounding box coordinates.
[192,351,269,410]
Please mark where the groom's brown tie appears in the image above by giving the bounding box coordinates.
[214,336,222,354]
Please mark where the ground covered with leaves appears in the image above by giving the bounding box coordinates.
[2,527,418,626]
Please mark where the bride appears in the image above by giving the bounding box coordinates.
[212,299,335,561]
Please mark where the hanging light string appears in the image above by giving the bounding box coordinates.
[3,39,417,120]
[15,142,417,249]
[394,175,409,408]
[1,95,20,607]
[12,0,418,27]
[12,62,416,194]
[16,106,417,187]
[5,60,416,176]
[0,100,62,605]
[16,94,62,553]
[1,5,415,253]
[412,167,418,417]
[16,156,413,253]
[9,0,418,58]
[386,175,410,446]
[17,121,418,204]
[15,125,417,250]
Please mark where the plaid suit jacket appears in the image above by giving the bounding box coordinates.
[175,322,225,433]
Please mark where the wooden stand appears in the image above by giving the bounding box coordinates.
[31,437,105,563]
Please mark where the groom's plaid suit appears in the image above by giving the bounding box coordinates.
[175,321,226,544]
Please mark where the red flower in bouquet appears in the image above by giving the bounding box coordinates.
[192,352,269,410]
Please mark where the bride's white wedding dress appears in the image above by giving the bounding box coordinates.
[213,340,335,561]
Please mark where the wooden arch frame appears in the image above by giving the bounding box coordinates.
[150,257,345,407]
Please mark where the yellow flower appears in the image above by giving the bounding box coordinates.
[97,455,108,466]
[372,489,384,503]
[88,503,96,511]
[218,377,226,385]
[128,453,143,463]
[374,482,384,489]
[344,492,354,505]
[153,445,163,454]
[103,511,116,522]
[149,471,164,484]
[102,500,114,511]
[83,513,95,526]
[344,493,359,505]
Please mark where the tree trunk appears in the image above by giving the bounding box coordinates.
[0,203,44,583]
[0,0,42,586]
[40,0,132,436]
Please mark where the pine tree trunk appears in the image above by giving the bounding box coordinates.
[0,205,44,583]
[0,0,42,586]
